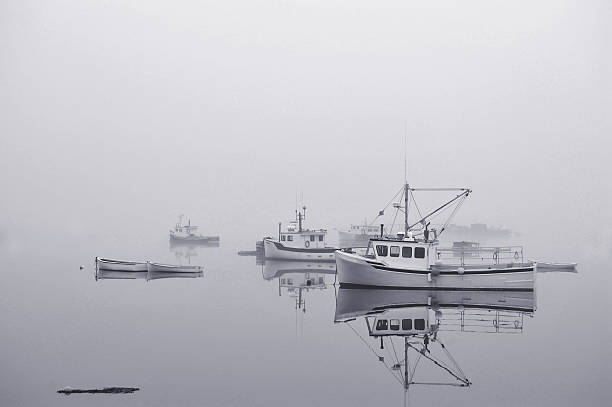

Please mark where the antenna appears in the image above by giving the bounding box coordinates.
[404,120,407,184]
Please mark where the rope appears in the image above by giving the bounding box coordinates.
[346,323,404,386]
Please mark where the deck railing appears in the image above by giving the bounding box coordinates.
[436,245,525,266]
[437,309,530,334]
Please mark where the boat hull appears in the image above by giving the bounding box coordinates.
[263,239,336,261]
[335,287,535,321]
[335,251,535,291]
[169,234,220,243]
[147,262,203,273]
[96,258,148,272]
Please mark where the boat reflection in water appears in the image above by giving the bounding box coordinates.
[335,284,536,400]
[95,269,203,282]
[263,260,336,312]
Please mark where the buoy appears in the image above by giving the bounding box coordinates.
[79,265,84,270]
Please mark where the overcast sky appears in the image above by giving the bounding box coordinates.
[1,0,610,247]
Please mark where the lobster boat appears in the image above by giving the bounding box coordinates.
[336,184,535,291]
[263,206,337,261]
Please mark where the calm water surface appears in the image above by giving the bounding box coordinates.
[0,228,610,406]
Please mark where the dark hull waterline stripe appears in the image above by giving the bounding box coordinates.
[370,264,534,275]
[369,303,534,312]
[339,283,534,292]
[267,241,337,253]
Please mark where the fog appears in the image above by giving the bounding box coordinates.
[0,1,611,405]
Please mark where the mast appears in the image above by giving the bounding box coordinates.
[404,183,409,236]
[404,336,409,390]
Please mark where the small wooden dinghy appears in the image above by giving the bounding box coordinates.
[146,270,204,280]
[535,262,578,272]
[146,262,203,273]
[95,257,148,272]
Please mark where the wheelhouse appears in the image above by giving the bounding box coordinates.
[367,308,434,336]
[369,238,434,270]
[279,230,328,249]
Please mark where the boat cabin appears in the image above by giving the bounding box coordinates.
[350,224,381,235]
[369,238,435,270]
[279,228,328,249]
[367,308,435,337]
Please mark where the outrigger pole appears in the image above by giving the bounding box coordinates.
[407,188,471,233]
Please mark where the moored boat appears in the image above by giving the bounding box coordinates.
[264,206,337,261]
[95,257,148,272]
[146,262,203,273]
[169,215,219,244]
[335,184,535,290]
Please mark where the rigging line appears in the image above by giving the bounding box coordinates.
[408,190,469,230]
[390,337,401,371]
[439,195,468,235]
[409,190,423,223]
[438,340,470,383]
[409,345,469,384]
[408,347,423,383]
[346,323,404,386]
[368,186,405,227]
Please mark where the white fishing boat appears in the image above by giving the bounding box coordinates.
[263,206,337,261]
[95,257,148,272]
[169,215,220,244]
[336,184,535,290]
[146,262,203,273]
[263,259,335,313]
[334,286,536,396]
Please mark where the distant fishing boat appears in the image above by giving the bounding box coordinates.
[336,184,535,290]
[263,206,337,261]
[169,215,219,244]
[95,257,148,272]
[146,262,202,273]
[337,223,382,248]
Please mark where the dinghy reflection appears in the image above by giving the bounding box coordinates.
[335,286,535,398]
[263,260,336,311]
[95,269,203,282]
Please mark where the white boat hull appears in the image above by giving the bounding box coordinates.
[335,287,535,321]
[147,262,203,273]
[335,251,535,291]
[263,239,336,261]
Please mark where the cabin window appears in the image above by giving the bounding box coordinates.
[318,277,324,284]
[415,247,425,258]
[280,278,285,284]
[402,247,412,258]
[402,319,412,330]
[376,245,388,256]
[286,278,293,285]
[375,319,388,330]
[414,319,425,330]
[310,235,315,241]
[390,246,400,257]
[287,235,293,241]
[319,235,324,241]
[390,319,400,330]
[281,235,286,241]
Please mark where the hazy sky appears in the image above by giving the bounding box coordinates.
[1,0,610,246]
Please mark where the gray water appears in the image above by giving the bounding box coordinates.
[0,225,610,406]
